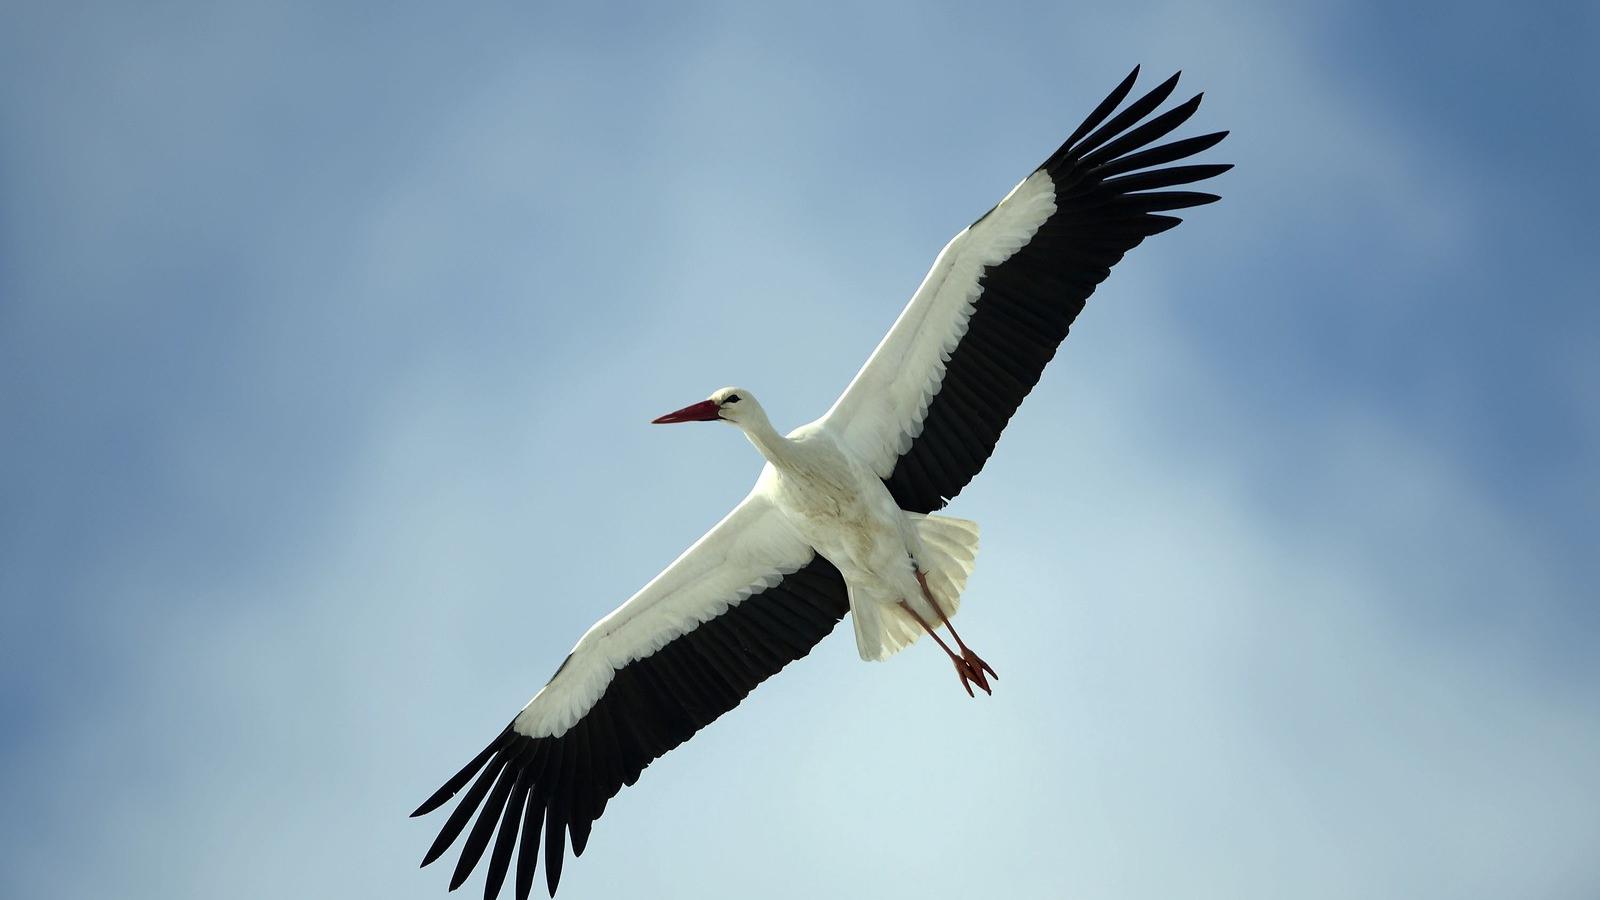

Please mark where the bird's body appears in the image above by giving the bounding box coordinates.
[414,66,1230,899]
[726,402,976,661]
[764,425,916,602]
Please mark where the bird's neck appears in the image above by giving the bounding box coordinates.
[737,409,794,468]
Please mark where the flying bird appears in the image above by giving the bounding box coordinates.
[415,66,1228,898]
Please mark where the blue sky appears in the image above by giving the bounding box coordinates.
[3,1,1597,897]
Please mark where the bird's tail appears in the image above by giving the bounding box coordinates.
[909,512,980,619]
[851,513,981,661]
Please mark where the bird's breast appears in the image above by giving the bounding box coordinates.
[770,454,907,579]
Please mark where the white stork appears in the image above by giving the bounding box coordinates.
[415,66,1228,898]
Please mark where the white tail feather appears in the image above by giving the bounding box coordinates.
[851,514,980,661]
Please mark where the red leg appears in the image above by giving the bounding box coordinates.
[898,600,990,697]
[916,570,997,683]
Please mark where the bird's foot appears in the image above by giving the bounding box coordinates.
[953,654,993,697]
[961,647,997,684]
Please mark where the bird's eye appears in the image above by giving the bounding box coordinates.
[725,394,741,404]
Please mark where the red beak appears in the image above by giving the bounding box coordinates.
[652,399,723,424]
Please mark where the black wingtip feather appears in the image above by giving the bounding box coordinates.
[1145,213,1185,235]
[422,752,509,868]
[483,769,531,900]
[567,721,594,860]
[1102,163,1233,193]
[1072,70,1182,160]
[1059,64,1142,155]
[515,782,543,900]
[544,818,565,898]
[1078,93,1204,171]
[1097,131,1229,179]
[571,812,591,857]
[450,755,522,891]
[414,732,510,818]
[543,737,575,897]
[1119,190,1221,212]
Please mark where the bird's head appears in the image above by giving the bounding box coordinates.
[652,387,757,427]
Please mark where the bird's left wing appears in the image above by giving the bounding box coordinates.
[817,67,1229,513]
[413,488,846,898]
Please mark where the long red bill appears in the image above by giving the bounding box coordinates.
[651,399,722,424]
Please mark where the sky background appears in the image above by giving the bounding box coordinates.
[3,1,1598,898]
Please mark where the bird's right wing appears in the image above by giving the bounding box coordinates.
[817,67,1229,513]
[412,485,848,898]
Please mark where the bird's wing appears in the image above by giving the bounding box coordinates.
[817,67,1230,513]
[413,486,846,898]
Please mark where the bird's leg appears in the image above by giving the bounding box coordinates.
[897,600,990,697]
[915,570,997,683]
